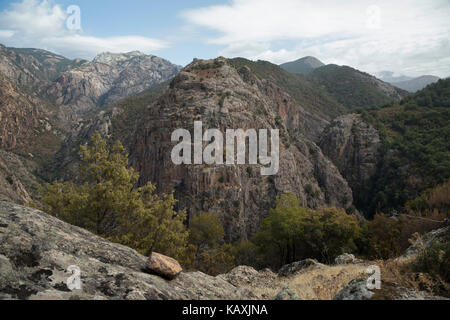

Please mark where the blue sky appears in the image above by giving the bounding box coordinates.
[0,0,449,77]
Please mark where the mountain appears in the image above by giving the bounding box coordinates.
[307,65,408,111]
[391,75,441,93]
[47,51,181,116]
[129,57,353,242]
[377,71,413,83]
[280,56,325,75]
[0,45,182,204]
[48,57,354,242]
[378,71,440,93]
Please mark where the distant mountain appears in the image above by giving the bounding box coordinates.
[307,64,408,111]
[48,51,181,116]
[377,71,413,83]
[390,75,440,93]
[377,70,440,93]
[280,56,325,74]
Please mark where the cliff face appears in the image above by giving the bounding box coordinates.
[129,58,352,242]
[319,114,382,208]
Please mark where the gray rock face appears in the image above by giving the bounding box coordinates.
[47,52,181,116]
[0,202,257,300]
[129,57,353,242]
[319,114,382,208]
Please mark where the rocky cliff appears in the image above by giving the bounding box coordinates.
[319,114,383,208]
[129,57,353,242]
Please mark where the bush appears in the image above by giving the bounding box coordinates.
[252,193,361,268]
[411,242,450,283]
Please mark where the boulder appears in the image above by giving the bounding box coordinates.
[335,253,358,265]
[333,279,374,300]
[145,252,182,280]
[273,287,301,300]
[278,259,321,277]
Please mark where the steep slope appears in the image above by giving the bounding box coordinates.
[129,57,353,242]
[280,56,325,75]
[0,75,65,161]
[362,79,450,214]
[0,44,84,90]
[308,65,408,111]
[230,58,346,121]
[47,51,181,116]
[320,79,450,215]
[391,75,440,93]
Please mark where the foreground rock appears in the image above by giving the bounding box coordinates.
[333,279,375,300]
[0,202,255,300]
[273,287,301,300]
[146,253,182,280]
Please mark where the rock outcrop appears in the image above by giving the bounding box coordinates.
[0,201,259,300]
[319,114,382,208]
[129,57,353,242]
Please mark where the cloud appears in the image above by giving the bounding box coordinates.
[183,0,450,77]
[0,0,168,59]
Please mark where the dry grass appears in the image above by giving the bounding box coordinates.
[240,263,369,300]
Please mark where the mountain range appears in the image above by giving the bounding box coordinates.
[0,44,448,240]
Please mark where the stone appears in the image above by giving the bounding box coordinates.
[335,253,357,265]
[333,279,374,300]
[145,252,182,280]
[273,287,301,300]
[278,259,321,277]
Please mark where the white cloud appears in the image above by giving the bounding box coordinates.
[0,0,168,59]
[183,0,450,77]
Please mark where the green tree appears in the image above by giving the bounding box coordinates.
[40,133,192,262]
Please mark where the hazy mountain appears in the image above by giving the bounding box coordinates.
[279,56,325,74]
[377,71,413,83]
[378,70,440,93]
[390,75,440,93]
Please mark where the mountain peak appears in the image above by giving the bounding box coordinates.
[92,51,149,64]
[280,56,325,74]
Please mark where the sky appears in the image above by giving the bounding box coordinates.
[0,0,449,78]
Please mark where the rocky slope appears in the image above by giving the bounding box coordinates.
[2,202,446,300]
[129,57,353,242]
[0,202,371,300]
[319,114,383,208]
[47,51,181,116]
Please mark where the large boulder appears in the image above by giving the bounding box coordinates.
[333,279,375,300]
[273,287,301,300]
[278,259,322,277]
[145,252,182,280]
[335,253,359,265]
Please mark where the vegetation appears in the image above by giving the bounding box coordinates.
[308,64,405,111]
[249,193,361,268]
[359,79,450,214]
[39,133,193,263]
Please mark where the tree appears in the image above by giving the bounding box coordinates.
[40,133,192,262]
